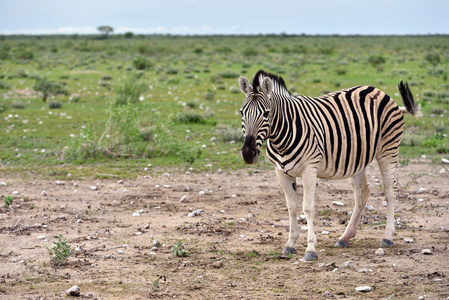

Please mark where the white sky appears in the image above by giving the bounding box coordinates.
[0,0,448,35]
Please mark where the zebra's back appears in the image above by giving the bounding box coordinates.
[303,85,404,179]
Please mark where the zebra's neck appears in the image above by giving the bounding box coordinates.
[268,94,313,154]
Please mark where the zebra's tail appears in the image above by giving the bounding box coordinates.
[398,81,421,117]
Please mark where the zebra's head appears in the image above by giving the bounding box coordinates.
[238,71,274,164]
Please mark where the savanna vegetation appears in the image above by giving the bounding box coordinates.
[0,34,448,178]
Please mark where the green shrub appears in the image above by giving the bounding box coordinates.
[139,127,155,141]
[114,74,147,106]
[33,77,69,102]
[204,90,215,101]
[12,101,26,109]
[218,70,239,79]
[15,49,33,60]
[216,125,243,142]
[171,112,206,124]
[368,55,386,67]
[48,100,62,109]
[171,241,187,257]
[133,56,152,70]
[4,196,13,207]
[46,234,72,265]
[0,80,10,90]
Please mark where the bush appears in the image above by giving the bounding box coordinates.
[218,70,239,79]
[0,80,10,90]
[216,125,243,142]
[368,55,386,67]
[48,100,62,109]
[139,127,155,141]
[424,52,441,66]
[12,101,26,109]
[133,56,152,70]
[114,74,147,106]
[171,112,206,124]
[33,77,69,102]
[47,234,72,265]
[15,49,33,60]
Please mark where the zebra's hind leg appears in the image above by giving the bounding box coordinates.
[301,166,318,261]
[377,156,398,248]
[275,169,299,256]
[335,169,369,248]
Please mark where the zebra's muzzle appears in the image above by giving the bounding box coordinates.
[241,135,260,164]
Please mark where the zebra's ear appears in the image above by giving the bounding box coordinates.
[261,77,273,97]
[239,76,253,94]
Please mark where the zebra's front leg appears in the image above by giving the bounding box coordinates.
[276,169,299,256]
[301,166,318,261]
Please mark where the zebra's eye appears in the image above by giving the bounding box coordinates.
[263,111,269,119]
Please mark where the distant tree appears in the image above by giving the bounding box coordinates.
[98,26,114,38]
[124,32,134,39]
[33,77,69,102]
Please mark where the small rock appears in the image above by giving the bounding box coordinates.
[341,260,354,269]
[213,261,223,268]
[132,212,141,217]
[118,180,124,184]
[442,158,449,164]
[355,286,372,293]
[321,230,330,235]
[300,226,308,231]
[88,185,98,190]
[439,168,447,174]
[136,232,143,235]
[55,180,65,185]
[41,190,47,196]
[144,224,150,229]
[375,248,385,256]
[65,285,80,296]
[332,201,344,206]
[417,187,426,194]
[76,219,83,223]
[117,249,124,254]
[12,191,19,195]
[358,268,373,273]
[365,204,375,210]
[0,182,6,186]
[421,249,433,255]
[150,247,158,251]
[246,214,253,219]
[323,291,333,298]
[153,240,161,248]
[37,235,46,240]
[180,195,189,203]
[403,238,414,243]
[322,220,330,227]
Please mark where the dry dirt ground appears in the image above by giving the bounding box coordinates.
[0,162,448,299]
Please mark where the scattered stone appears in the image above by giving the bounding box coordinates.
[439,168,447,174]
[132,212,141,217]
[417,187,426,194]
[323,291,333,298]
[136,232,142,235]
[0,182,6,186]
[12,191,19,195]
[144,224,150,229]
[375,248,385,256]
[322,220,330,227]
[403,238,414,243]
[421,249,433,255]
[180,195,189,203]
[213,261,223,268]
[150,247,158,251]
[37,235,46,240]
[117,249,124,254]
[358,268,373,273]
[76,219,83,223]
[246,214,253,219]
[341,260,354,269]
[88,185,98,190]
[300,226,308,231]
[332,201,344,206]
[65,285,80,296]
[365,204,375,210]
[442,158,449,164]
[355,286,372,293]
[153,240,161,248]
[55,180,65,185]
[187,209,203,217]
[118,180,124,184]
[41,190,47,196]
[321,231,330,235]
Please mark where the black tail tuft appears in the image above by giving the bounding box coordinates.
[398,81,419,116]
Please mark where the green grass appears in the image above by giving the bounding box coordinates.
[0,34,448,178]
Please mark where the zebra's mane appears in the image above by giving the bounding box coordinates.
[252,70,290,95]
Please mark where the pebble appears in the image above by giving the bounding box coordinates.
[88,186,98,190]
[37,235,46,240]
[442,158,449,164]
[144,224,150,229]
[321,231,330,235]
[358,268,373,273]
[322,220,330,227]
[41,190,47,196]
[213,261,223,268]
[65,285,80,296]
[132,212,141,217]
[153,240,161,248]
[55,181,65,185]
[188,209,203,217]
[300,226,308,231]
[365,204,375,210]
[421,249,433,255]
[355,286,372,293]
[117,250,124,254]
[375,248,385,256]
[0,182,6,186]
[332,201,344,206]
[12,191,19,195]
[76,219,83,223]
[341,260,354,269]
[403,238,414,243]
[180,195,189,203]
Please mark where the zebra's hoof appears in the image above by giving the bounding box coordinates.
[282,247,297,256]
[335,240,349,248]
[304,252,318,261]
[380,239,394,248]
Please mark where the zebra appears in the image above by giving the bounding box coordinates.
[238,70,420,261]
